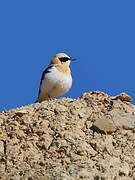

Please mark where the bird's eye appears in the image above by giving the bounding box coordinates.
[59,57,70,62]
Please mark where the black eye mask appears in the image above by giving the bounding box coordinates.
[59,57,70,62]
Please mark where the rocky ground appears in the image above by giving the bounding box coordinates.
[0,91,135,180]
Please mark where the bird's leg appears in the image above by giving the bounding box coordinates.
[48,94,51,99]
[47,94,54,101]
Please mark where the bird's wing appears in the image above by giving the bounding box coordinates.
[36,65,53,102]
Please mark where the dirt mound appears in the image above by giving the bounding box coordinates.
[0,92,135,180]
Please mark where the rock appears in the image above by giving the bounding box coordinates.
[110,109,135,129]
[111,92,132,102]
[91,116,116,134]
[0,91,134,179]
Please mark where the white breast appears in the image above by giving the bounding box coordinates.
[40,66,72,99]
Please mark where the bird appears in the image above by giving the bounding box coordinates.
[37,53,75,102]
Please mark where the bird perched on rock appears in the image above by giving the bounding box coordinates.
[37,53,75,102]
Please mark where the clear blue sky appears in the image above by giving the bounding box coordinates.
[0,1,135,111]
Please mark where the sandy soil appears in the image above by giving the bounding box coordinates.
[0,92,134,180]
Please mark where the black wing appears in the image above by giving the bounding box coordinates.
[40,65,52,85]
[36,65,53,102]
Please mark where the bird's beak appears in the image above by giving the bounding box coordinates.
[70,58,76,61]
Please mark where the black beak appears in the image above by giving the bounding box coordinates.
[70,58,76,61]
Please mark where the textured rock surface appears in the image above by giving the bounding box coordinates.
[0,91,135,180]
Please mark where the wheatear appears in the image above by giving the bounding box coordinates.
[37,53,75,102]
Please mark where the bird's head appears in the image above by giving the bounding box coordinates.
[51,53,75,66]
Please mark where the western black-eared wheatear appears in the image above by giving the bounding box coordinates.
[37,53,75,102]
